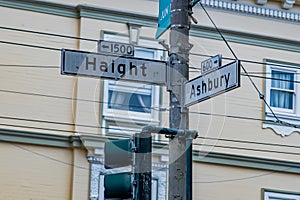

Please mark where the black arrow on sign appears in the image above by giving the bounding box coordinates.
[102,45,109,49]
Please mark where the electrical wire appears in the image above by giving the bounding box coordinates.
[9,137,298,185]
[12,143,89,170]
[1,112,300,150]
[154,138,300,156]
[199,2,282,123]
[190,53,300,70]
[241,73,300,84]
[1,10,299,186]
[1,119,299,157]
[0,26,98,43]
[190,110,299,128]
[0,85,299,128]
[0,89,164,112]
[0,116,139,134]
[1,39,299,87]
[0,25,299,71]
[193,171,278,184]
[1,37,299,77]
[10,141,298,184]
[192,142,300,156]
[0,25,167,52]
[196,135,300,149]
[0,24,299,137]
[0,40,60,51]
[1,63,300,86]
[0,64,59,68]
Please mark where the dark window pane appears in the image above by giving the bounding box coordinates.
[270,89,293,109]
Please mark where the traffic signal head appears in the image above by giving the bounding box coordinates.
[104,133,152,200]
[104,138,132,169]
[104,172,132,199]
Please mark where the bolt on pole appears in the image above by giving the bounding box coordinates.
[168,0,193,200]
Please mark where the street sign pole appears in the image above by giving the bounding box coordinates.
[168,0,193,200]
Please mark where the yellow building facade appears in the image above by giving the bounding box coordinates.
[0,0,299,199]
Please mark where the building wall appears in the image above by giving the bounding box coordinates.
[0,0,299,199]
[193,162,300,200]
[0,4,78,135]
[0,142,77,200]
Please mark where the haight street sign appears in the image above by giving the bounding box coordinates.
[184,60,240,107]
[61,49,167,85]
[98,40,134,57]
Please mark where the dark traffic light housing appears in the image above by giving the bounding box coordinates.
[104,132,152,200]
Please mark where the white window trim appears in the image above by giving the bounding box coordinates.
[264,191,300,200]
[101,33,164,133]
[263,61,300,136]
[102,80,161,124]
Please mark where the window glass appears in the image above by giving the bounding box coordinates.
[101,33,163,134]
[107,48,155,114]
[270,70,294,110]
[108,83,152,113]
[271,70,294,90]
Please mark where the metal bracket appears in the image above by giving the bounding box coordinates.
[159,40,169,52]
[170,24,190,29]
[142,126,198,140]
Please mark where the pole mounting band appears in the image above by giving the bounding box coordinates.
[170,24,190,29]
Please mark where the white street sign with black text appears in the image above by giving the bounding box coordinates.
[201,54,222,75]
[61,49,167,85]
[184,61,240,107]
[98,40,134,57]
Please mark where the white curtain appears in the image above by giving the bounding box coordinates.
[270,71,294,109]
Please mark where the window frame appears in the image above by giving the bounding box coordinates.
[267,67,296,114]
[263,189,300,200]
[264,61,300,124]
[101,32,164,133]
[102,80,161,124]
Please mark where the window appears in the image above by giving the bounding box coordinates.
[263,61,300,136]
[101,33,164,135]
[270,70,295,111]
[264,190,300,200]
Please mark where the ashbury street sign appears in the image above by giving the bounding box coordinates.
[61,49,167,85]
[184,60,240,107]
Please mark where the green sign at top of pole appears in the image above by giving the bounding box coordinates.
[155,0,201,39]
[192,0,201,6]
[155,0,171,39]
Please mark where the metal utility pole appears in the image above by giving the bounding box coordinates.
[133,132,152,200]
[168,0,193,200]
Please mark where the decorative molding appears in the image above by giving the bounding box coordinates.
[78,4,157,27]
[194,150,300,174]
[190,25,300,53]
[262,123,300,137]
[0,0,77,18]
[196,0,300,22]
[1,0,299,53]
[1,128,300,175]
[0,128,83,147]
